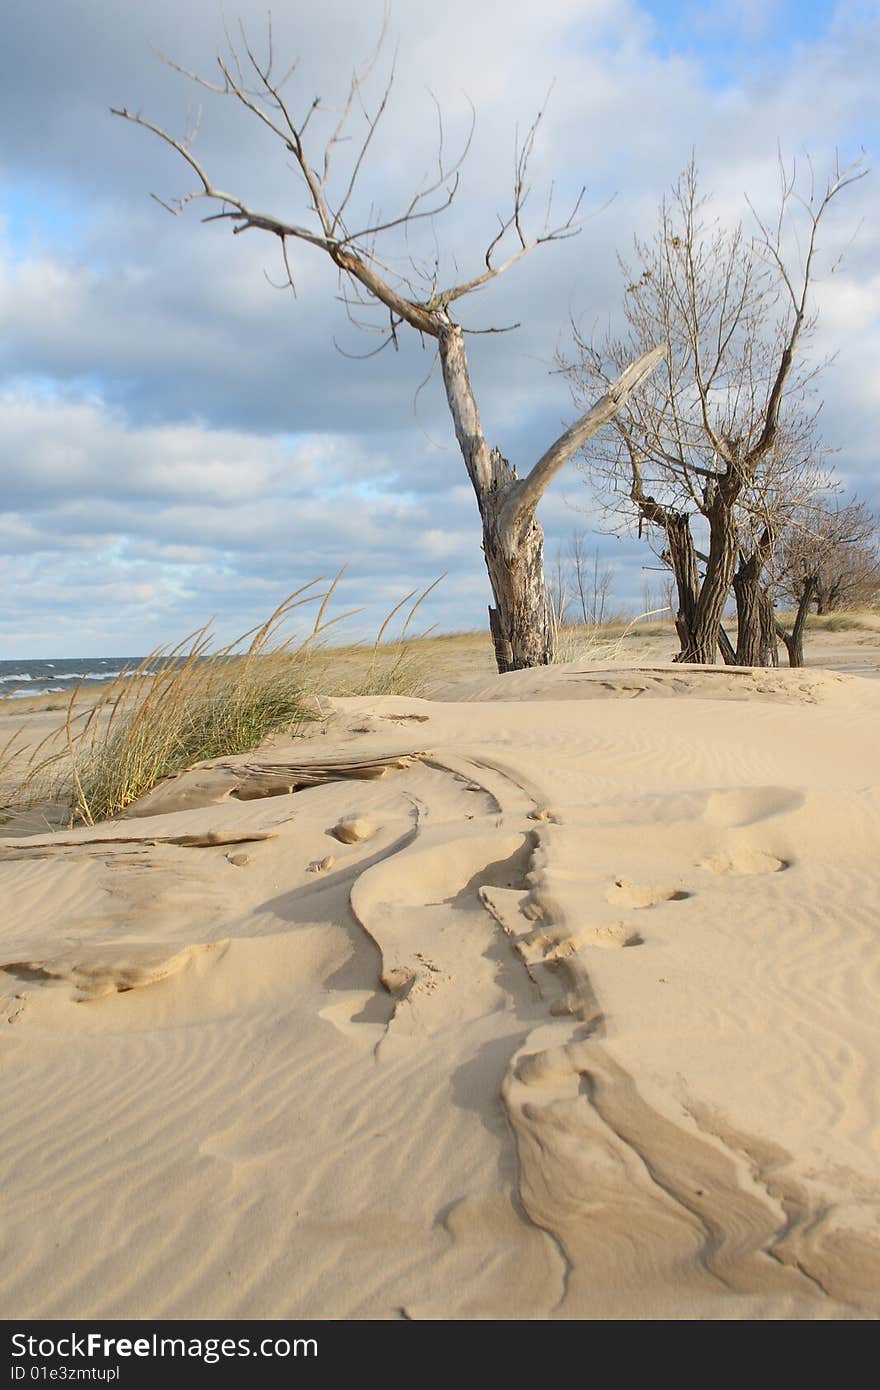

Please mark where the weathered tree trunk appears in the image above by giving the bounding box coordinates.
[481,479,554,671]
[662,515,702,659]
[732,528,775,666]
[759,588,779,666]
[733,554,763,666]
[631,476,707,663]
[677,493,738,663]
[437,322,553,671]
[734,574,779,666]
[636,491,734,664]
[776,577,816,667]
[439,322,664,672]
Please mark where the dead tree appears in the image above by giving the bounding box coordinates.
[809,502,880,613]
[112,20,662,672]
[564,156,863,665]
[568,529,615,626]
[774,496,880,665]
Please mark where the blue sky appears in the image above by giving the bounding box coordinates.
[1,0,878,657]
[640,0,839,76]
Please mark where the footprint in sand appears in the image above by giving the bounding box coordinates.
[3,991,28,1025]
[579,923,644,950]
[605,878,691,909]
[699,848,790,877]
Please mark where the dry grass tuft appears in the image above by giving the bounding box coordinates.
[0,573,443,828]
[806,613,870,632]
[55,584,329,826]
[552,606,673,665]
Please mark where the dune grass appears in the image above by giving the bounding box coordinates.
[806,612,872,632]
[56,585,328,826]
[1,573,440,828]
[552,606,674,664]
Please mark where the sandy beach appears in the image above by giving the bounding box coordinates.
[2,637,879,1320]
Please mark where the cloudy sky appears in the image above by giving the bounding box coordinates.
[1,0,878,657]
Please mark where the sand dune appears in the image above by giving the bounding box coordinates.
[2,663,879,1319]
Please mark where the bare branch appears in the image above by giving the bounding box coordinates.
[506,345,667,533]
[331,50,397,237]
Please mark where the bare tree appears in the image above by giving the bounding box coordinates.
[774,496,880,665]
[809,504,880,613]
[112,18,662,672]
[564,156,864,665]
[568,529,614,625]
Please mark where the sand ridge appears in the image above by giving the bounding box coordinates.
[1,666,879,1319]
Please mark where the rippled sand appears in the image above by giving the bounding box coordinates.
[2,663,880,1319]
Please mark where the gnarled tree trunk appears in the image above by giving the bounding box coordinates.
[733,555,764,666]
[675,490,738,663]
[733,528,776,666]
[760,588,779,666]
[479,448,554,670]
[440,323,664,671]
[777,576,816,667]
[631,458,739,666]
[662,515,701,658]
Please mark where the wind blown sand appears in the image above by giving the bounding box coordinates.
[1,662,879,1319]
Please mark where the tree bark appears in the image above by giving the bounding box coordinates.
[733,562,760,665]
[677,491,738,663]
[662,514,701,658]
[760,588,779,666]
[482,479,555,670]
[732,528,775,666]
[630,459,704,662]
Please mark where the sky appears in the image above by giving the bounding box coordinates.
[1,0,878,657]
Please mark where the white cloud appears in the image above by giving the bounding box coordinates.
[1,0,878,654]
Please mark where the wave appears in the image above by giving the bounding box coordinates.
[2,669,130,684]
[1,669,164,696]
[6,687,65,700]
[56,669,127,681]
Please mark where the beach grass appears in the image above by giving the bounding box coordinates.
[806,612,873,632]
[551,606,674,664]
[1,573,440,827]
